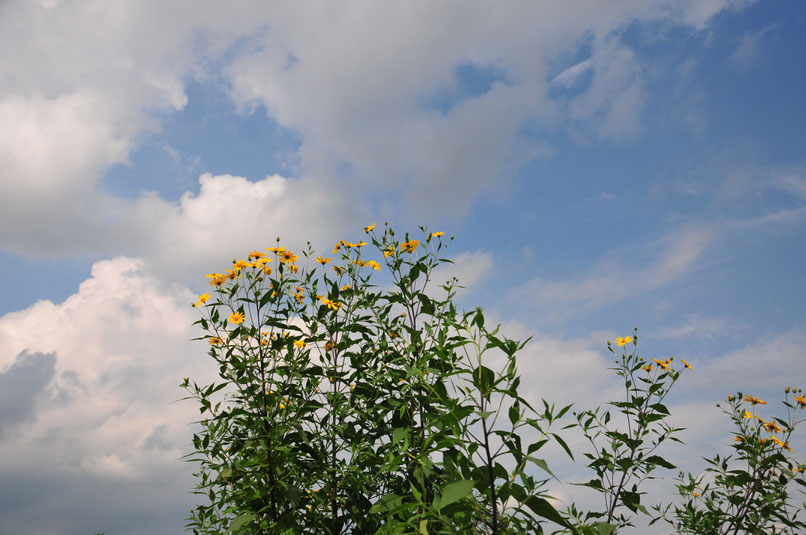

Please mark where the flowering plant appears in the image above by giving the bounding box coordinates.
[183,225,572,534]
[183,226,805,535]
[655,389,806,534]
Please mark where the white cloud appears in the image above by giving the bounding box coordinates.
[429,250,494,298]
[119,172,363,281]
[0,257,211,533]
[551,58,594,88]
[682,328,806,394]
[654,313,742,341]
[0,0,747,264]
[774,168,806,200]
[225,1,740,216]
[510,224,717,320]
[731,23,778,73]
[567,37,646,140]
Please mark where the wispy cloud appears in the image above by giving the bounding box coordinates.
[550,58,593,88]
[731,23,778,73]
[510,224,716,320]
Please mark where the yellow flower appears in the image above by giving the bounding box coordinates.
[262,266,272,275]
[332,241,342,254]
[744,395,767,405]
[794,394,806,409]
[681,359,693,370]
[383,247,394,258]
[744,411,753,419]
[692,492,700,497]
[294,340,307,349]
[206,273,227,287]
[332,265,344,275]
[364,260,381,271]
[734,435,744,442]
[641,364,654,372]
[764,421,782,434]
[249,250,267,260]
[316,256,332,265]
[341,285,351,291]
[431,231,444,237]
[651,358,670,370]
[232,259,250,271]
[266,246,286,253]
[228,311,245,324]
[364,223,375,232]
[194,293,211,307]
[279,250,299,264]
[324,341,334,351]
[400,240,419,253]
[208,336,224,346]
[614,336,633,347]
[322,298,341,310]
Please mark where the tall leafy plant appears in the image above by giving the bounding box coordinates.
[183,225,571,534]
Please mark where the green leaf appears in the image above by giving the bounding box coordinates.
[528,457,557,479]
[438,479,475,510]
[392,428,410,445]
[645,455,676,469]
[472,366,495,392]
[370,493,403,513]
[524,497,575,531]
[229,512,255,533]
[552,433,574,461]
[593,522,618,534]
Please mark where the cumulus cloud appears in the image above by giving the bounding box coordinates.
[225,1,739,216]
[0,257,213,534]
[0,0,747,266]
[0,351,56,438]
[119,172,362,281]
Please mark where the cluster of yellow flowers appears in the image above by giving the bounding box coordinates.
[194,225,447,350]
[400,239,419,253]
[737,392,798,453]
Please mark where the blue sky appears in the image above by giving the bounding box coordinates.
[1,1,805,533]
